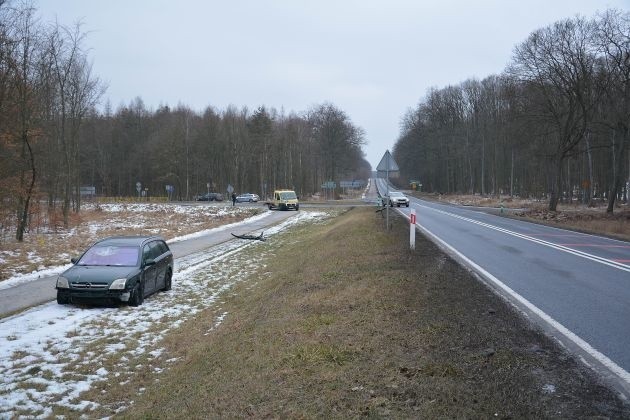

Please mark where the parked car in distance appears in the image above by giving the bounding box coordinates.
[235,193,260,202]
[388,191,410,207]
[195,192,224,201]
[56,236,174,307]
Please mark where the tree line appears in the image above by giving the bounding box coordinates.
[393,9,630,213]
[82,101,368,202]
[0,1,370,241]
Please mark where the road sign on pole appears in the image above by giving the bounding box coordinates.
[376,150,400,230]
[376,150,399,173]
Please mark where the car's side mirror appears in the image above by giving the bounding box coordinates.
[71,257,78,264]
[144,258,156,267]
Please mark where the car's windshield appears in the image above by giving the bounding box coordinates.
[390,192,404,197]
[280,191,297,200]
[78,245,139,266]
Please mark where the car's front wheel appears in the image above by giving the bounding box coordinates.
[129,281,144,306]
[56,292,69,305]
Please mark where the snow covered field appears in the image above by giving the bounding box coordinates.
[0,202,263,284]
[0,208,330,418]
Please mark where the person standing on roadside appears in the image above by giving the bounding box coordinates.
[232,192,237,206]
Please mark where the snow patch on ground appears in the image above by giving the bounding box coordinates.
[0,206,271,291]
[0,203,263,283]
[0,210,330,418]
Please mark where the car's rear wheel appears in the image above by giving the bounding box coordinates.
[56,292,69,305]
[129,281,144,306]
[162,270,172,291]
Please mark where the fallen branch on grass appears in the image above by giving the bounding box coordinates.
[231,231,266,241]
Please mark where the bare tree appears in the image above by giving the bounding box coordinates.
[308,103,365,195]
[595,9,630,213]
[509,16,598,211]
[45,21,102,226]
[13,2,40,240]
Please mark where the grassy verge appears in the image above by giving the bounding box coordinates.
[109,207,627,418]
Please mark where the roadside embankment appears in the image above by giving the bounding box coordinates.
[107,207,629,418]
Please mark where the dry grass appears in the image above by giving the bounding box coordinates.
[87,207,629,418]
[513,206,630,240]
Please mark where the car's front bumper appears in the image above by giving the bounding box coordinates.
[57,288,132,303]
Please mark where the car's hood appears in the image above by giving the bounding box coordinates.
[62,265,139,284]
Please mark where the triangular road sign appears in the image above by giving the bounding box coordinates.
[376,150,399,172]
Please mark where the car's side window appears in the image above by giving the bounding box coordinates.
[149,241,163,260]
[142,244,152,264]
[156,240,169,255]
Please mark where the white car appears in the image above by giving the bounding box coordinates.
[388,191,409,207]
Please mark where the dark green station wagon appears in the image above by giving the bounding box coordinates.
[56,236,174,306]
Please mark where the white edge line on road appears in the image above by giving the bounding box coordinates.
[402,210,630,394]
[378,184,630,391]
[415,203,630,272]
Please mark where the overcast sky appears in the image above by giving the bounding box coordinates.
[36,0,629,169]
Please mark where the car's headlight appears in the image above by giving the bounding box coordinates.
[56,276,69,288]
[109,278,127,290]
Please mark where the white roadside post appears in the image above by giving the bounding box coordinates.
[410,209,416,250]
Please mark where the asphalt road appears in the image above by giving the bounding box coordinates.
[0,210,297,319]
[375,178,630,397]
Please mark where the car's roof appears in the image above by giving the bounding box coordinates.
[94,236,164,247]
[390,191,405,195]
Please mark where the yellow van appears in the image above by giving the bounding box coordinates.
[267,189,299,211]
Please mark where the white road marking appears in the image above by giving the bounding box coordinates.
[376,182,630,393]
[412,217,630,391]
[413,203,630,272]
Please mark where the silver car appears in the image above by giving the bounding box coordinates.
[235,193,260,202]
[388,191,410,207]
